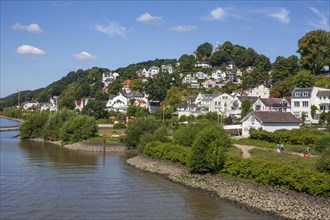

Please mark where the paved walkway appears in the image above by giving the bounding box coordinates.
[233,144,312,158]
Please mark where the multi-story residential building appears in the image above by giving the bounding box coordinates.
[210,93,234,115]
[291,87,330,123]
[247,84,270,98]
[253,98,291,112]
[228,96,258,118]
[161,65,174,74]
[194,61,212,68]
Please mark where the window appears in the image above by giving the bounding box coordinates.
[294,101,300,107]
[295,92,300,96]
[303,92,309,96]
[294,112,300,118]
[302,101,308,107]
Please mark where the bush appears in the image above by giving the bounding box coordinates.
[113,122,126,129]
[221,156,330,197]
[316,148,330,174]
[60,115,97,143]
[314,135,330,153]
[173,119,216,147]
[43,109,77,141]
[124,117,161,149]
[137,126,169,153]
[143,141,191,166]
[190,125,231,173]
[19,111,49,139]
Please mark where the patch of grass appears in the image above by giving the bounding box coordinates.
[97,127,126,137]
[232,138,307,153]
[226,146,243,157]
[249,149,318,172]
[95,118,110,124]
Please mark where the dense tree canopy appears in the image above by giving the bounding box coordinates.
[297,30,330,74]
[195,42,213,60]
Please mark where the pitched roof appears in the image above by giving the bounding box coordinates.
[251,111,301,123]
[237,96,258,104]
[259,98,289,107]
[317,90,330,97]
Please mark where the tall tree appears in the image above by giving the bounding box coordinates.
[82,99,108,119]
[271,55,299,83]
[293,70,314,88]
[241,100,253,118]
[297,30,330,74]
[195,42,213,60]
[178,54,195,72]
[270,79,293,98]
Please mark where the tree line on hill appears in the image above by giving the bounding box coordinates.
[0,29,329,110]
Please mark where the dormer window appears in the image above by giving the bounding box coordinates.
[303,92,309,96]
[295,92,300,96]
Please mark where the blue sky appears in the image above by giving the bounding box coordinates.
[1,1,329,98]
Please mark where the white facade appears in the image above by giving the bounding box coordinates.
[247,84,270,98]
[210,93,234,115]
[194,61,212,68]
[291,87,330,123]
[106,94,129,112]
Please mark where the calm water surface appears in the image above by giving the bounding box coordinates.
[0,119,277,220]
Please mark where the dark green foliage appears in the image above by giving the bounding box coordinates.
[60,115,97,143]
[316,148,330,174]
[293,70,314,88]
[126,105,149,117]
[173,119,215,147]
[138,126,169,153]
[241,100,252,118]
[82,99,108,120]
[43,109,77,141]
[195,42,213,60]
[314,135,330,153]
[124,117,161,149]
[19,111,49,139]
[143,141,191,166]
[190,126,231,173]
[249,128,325,145]
[222,156,330,197]
[113,122,126,129]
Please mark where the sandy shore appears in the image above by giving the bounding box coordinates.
[127,155,330,220]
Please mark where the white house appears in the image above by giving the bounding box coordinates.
[291,87,330,123]
[194,71,208,80]
[228,96,259,118]
[247,84,270,98]
[102,72,119,86]
[253,98,291,112]
[106,93,129,112]
[161,65,174,74]
[75,98,89,111]
[241,111,301,137]
[194,61,212,68]
[212,69,226,81]
[202,79,217,89]
[148,66,160,77]
[210,93,234,115]
[194,93,214,111]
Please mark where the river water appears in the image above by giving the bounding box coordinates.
[0,118,276,220]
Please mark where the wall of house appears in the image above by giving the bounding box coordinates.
[242,115,262,137]
[262,123,300,133]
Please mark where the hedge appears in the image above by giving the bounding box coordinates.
[221,155,330,197]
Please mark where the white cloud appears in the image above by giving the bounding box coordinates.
[268,8,290,24]
[210,7,228,20]
[308,7,329,29]
[171,25,197,32]
[16,45,46,55]
[73,51,97,60]
[12,23,43,33]
[136,12,162,24]
[95,21,127,37]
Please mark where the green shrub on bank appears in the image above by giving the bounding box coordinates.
[143,141,191,165]
[249,128,325,145]
[43,109,77,141]
[60,115,97,143]
[19,111,49,139]
[316,147,330,174]
[138,126,169,153]
[314,135,330,153]
[113,122,126,129]
[221,155,330,197]
[190,126,231,173]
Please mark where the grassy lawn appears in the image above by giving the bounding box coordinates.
[249,149,318,172]
[88,127,126,143]
[231,138,308,153]
[227,145,243,157]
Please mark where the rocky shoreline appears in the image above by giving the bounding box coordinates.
[127,155,330,220]
[29,138,128,152]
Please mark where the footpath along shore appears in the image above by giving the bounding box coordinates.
[127,155,330,220]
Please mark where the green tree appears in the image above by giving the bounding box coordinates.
[271,55,299,83]
[195,42,213,60]
[314,75,330,88]
[137,126,169,153]
[124,117,161,149]
[311,105,318,119]
[60,115,97,143]
[163,86,186,110]
[173,119,216,147]
[190,126,231,173]
[316,147,330,174]
[43,109,77,141]
[209,50,231,67]
[241,100,253,118]
[293,70,314,88]
[270,79,293,98]
[297,30,330,74]
[19,111,50,139]
[59,86,75,109]
[178,54,195,73]
[130,78,144,92]
[314,135,330,153]
[82,99,108,119]
[126,105,149,117]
